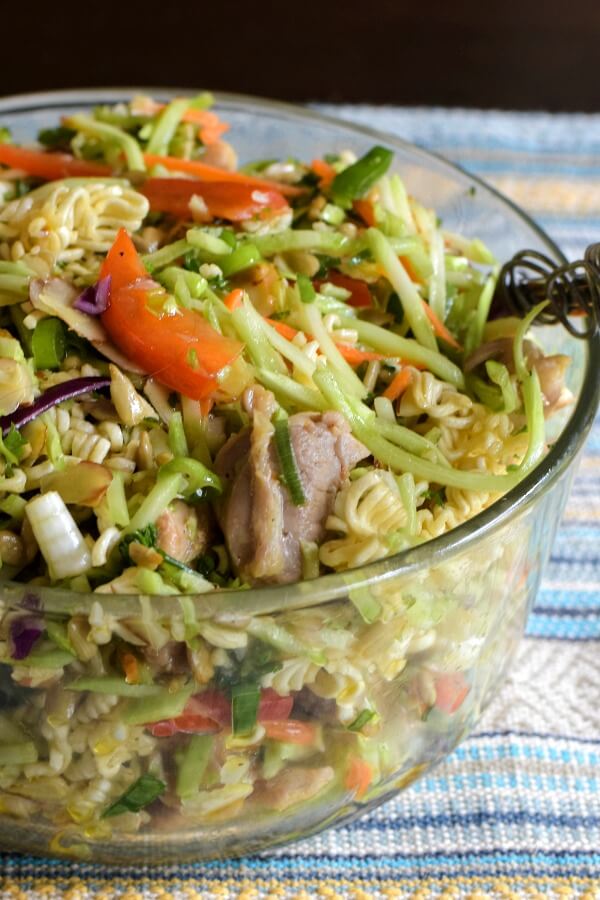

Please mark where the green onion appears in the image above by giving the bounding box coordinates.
[297,274,316,303]
[64,114,146,172]
[231,682,261,735]
[348,709,378,731]
[176,734,213,798]
[272,410,306,506]
[31,318,67,370]
[331,146,393,208]
[219,243,261,277]
[102,774,165,818]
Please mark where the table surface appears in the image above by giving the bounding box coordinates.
[1,106,599,900]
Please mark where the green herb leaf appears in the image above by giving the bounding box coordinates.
[37,126,76,151]
[102,774,165,818]
[119,524,158,562]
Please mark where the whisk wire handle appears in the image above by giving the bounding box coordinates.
[498,241,600,339]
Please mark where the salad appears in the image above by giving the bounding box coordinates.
[0,94,571,853]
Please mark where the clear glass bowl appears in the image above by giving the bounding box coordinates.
[0,89,598,865]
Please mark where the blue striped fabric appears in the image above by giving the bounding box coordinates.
[1,107,599,899]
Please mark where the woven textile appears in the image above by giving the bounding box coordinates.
[1,106,599,900]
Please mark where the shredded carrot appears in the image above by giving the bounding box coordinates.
[199,397,214,417]
[121,652,139,685]
[143,153,304,198]
[336,344,388,366]
[421,300,462,350]
[265,318,300,341]
[382,367,412,401]
[345,757,373,800]
[399,255,423,284]
[310,158,336,188]
[223,288,244,311]
[353,198,377,227]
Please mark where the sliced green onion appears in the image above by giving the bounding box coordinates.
[331,146,393,208]
[220,243,261,277]
[231,682,261,735]
[272,410,306,506]
[176,734,213,798]
[297,274,316,303]
[102,774,165,818]
[31,318,67,370]
[64,114,146,172]
[348,709,377,732]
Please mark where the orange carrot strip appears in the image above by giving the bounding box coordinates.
[421,301,462,350]
[264,318,300,341]
[311,158,336,188]
[199,397,214,417]
[121,652,139,685]
[399,255,423,284]
[382,367,412,401]
[353,199,377,227]
[223,288,244,311]
[336,344,389,366]
[345,757,373,799]
[143,153,304,198]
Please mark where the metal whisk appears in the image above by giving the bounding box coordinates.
[494,241,600,339]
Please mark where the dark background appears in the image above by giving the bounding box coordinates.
[3,0,599,110]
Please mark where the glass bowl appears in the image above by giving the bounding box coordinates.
[0,89,598,865]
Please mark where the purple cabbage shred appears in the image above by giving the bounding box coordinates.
[74,275,111,316]
[9,616,44,660]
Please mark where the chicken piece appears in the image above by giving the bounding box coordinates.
[215,388,369,584]
[156,500,212,565]
[259,766,335,812]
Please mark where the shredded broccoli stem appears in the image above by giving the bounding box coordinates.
[514,301,549,382]
[146,98,191,156]
[255,369,327,412]
[298,302,367,399]
[368,228,437,351]
[64,115,146,172]
[251,230,349,257]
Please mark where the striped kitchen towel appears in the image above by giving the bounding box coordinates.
[0,107,598,900]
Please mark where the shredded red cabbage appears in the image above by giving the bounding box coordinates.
[0,376,110,436]
[74,275,111,316]
[9,616,44,660]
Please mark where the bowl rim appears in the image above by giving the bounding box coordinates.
[1,87,598,614]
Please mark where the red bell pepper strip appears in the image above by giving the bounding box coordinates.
[100,229,243,400]
[315,272,373,308]
[139,177,289,223]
